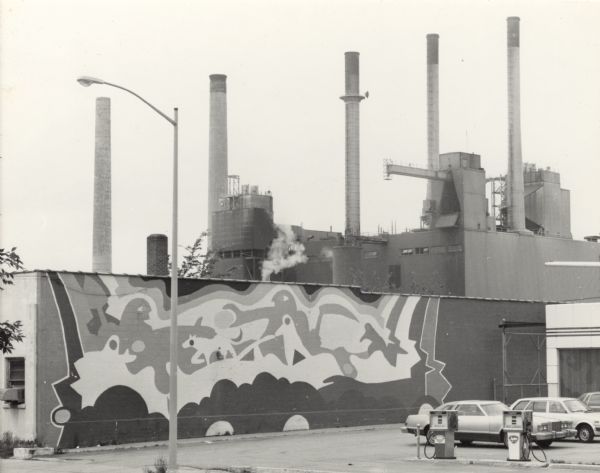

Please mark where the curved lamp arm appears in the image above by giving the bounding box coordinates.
[77,76,175,126]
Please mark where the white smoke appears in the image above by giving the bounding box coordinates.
[261,225,308,281]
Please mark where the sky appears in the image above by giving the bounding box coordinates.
[1,0,599,275]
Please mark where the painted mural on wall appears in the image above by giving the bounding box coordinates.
[43,271,452,448]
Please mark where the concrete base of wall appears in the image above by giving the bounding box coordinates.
[13,447,55,459]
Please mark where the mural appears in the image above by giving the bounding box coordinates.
[42,272,454,448]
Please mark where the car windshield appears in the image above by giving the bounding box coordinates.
[565,399,590,412]
[481,403,509,416]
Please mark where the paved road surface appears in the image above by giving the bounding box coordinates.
[2,425,599,473]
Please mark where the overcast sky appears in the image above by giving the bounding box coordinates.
[1,0,599,274]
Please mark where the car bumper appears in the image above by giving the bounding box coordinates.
[533,429,576,441]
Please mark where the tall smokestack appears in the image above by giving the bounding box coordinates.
[426,34,440,204]
[340,52,364,237]
[147,234,168,276]
[92,97,112,272]
[506,17,527,232]
[208,74,228,250]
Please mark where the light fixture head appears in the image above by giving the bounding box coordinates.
[77,76,105,87]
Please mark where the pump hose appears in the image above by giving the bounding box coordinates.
[423,441,435,459]
[527,433,547,463]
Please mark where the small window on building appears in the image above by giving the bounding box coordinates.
[415,247,429,255]
[447,244,463,253]
[6,358,25,388]
[430,246,446,254]
[400,248,414,256]
[363,250,378,259]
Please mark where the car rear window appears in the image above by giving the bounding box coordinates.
[481,403,509,416]
[565,399,589,412]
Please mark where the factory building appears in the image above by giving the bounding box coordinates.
[205,17,600,302]
[2,16,600,450]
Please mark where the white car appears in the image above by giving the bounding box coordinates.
[511,397,600,443]
[403,400,573,448]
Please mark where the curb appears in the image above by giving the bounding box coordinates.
[407,457,600,471]
[60,424,400,455]
[548,464,600,471]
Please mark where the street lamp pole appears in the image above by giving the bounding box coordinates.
[77,76,180,469]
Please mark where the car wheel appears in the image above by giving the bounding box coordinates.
[459,440,473,446]
[536,440,553,448]
[577,424,595,443]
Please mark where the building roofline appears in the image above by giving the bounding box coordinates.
[8,269,566,304]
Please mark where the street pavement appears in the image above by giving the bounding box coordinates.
[2,424,600,473]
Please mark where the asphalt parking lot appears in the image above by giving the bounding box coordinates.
[2,424,600,473]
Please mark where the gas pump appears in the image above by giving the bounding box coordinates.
[503,410,533,461]
[428,409,458,459]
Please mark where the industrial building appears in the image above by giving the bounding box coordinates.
[2,16,600,451]
[0,270,547,447]
[204,18,599,301]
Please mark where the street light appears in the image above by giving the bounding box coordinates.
[78,76,180,469]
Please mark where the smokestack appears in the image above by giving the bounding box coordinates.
[208,74,228,250]
[426,34,440,203]
[147,234,168,276]
[506,17,527,232]
[92,97,112,272]
[340,52,365,237]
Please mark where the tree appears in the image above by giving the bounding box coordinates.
[178,233,216,278]
[0,321,23,354]
[176,232,238,279]
[0,247,25,353]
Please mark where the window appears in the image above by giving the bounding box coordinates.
[457,404,484,416]
[400,248,414,256]
[549,401,567,413]
[415,247,429,255]
[481,403,509,416]
[447,244,463,253]
[6,358,25,388]
[513,400,530,410]
[430,246,446,254]
[589,394,600,407]
[532,401,547,413]
[363,251,378,259]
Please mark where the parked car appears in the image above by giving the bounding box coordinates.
[578,392,600,412]
[402,400,572,448]
[511,397,600,443]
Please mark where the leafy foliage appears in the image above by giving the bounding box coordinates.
[178,233,216,278]
[0,321,24,354]
[0,247,24,288]
[0,247,25,354]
